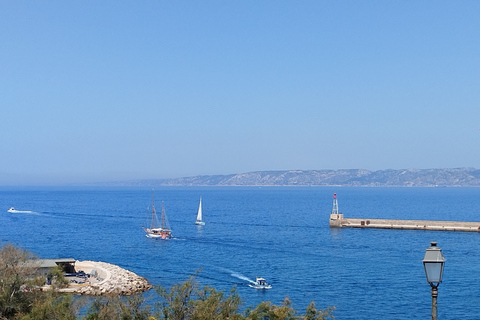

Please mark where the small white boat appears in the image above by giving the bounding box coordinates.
[249,277,272,289]
[7,207,35,214]
[142,191,172,240]
[194,197,205,225]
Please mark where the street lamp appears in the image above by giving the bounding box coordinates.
[422,242,446,320]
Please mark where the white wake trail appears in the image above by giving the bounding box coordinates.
[216,267,256,284]
[230,272,256,284]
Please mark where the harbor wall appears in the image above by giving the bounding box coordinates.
[329,214,480,232]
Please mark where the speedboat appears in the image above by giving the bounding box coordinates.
[249,277,272,289]
[7,207,35,214]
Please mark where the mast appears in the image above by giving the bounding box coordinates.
[151,190,156,229]
[161,201,165,229]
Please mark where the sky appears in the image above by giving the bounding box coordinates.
[1,1,479,185]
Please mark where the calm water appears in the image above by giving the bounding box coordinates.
[1,186,479,319]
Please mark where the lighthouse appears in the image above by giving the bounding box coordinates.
[332,193,339,215]
[329,193,344,227]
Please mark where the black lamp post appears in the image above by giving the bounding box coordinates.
[422,242,446,320]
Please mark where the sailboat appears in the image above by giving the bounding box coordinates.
[194,197,205,225]
[143,192,172,240]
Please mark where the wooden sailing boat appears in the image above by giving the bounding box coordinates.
[194,197,205,225]
[143,191,172,239]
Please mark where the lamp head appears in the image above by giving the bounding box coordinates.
[422,242,446,287]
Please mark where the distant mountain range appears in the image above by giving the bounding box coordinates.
[112,168,480,187]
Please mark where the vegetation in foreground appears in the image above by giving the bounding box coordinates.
[0,244,335,320]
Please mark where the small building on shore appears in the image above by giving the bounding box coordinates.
[36,258,76,275]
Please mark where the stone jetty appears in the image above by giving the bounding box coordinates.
[329,213,480,232]
[328,193,480,232]
[60,260,152,296]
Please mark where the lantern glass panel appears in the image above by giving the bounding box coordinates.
[424,262,444,283]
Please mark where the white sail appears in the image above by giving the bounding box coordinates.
[195,197,205,225]
[196,198,202,221]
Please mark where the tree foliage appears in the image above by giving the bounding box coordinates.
[47,266,70,290]
[0,243,43,318]
[84,295,151,320]
[153,274,244,320]
[20,293,77,320]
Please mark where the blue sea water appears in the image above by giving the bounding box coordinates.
[1,186,479,319]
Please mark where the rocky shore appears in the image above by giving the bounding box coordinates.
[60,260,152,296]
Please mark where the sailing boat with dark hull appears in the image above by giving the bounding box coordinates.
[143,191,172,240]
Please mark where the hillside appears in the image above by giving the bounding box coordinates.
[119,168,480,187]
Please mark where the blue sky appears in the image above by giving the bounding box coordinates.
[1,1,479,185]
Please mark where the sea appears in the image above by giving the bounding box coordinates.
[1,186,479,319]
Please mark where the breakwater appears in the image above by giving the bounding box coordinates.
[60,260,152,296]
[329,213,480,232]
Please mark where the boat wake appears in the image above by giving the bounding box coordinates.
[218,267,256,284]
[219,268,272,289]
[231,272,256,284]
[7,208,37,214]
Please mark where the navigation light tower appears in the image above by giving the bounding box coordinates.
[332,193,339,215]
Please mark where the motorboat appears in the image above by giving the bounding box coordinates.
[7,207,35,214]
[249,277,272,289]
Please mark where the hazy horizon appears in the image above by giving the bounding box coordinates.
[2,1,479,185]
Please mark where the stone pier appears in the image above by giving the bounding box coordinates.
[58,260,152,296]
[330,214,480,232]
